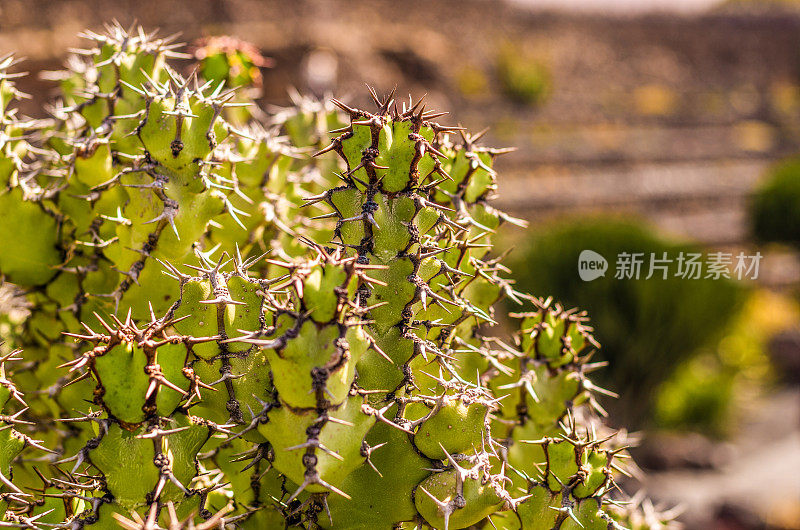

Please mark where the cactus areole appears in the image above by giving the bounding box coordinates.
[0,24,677,530]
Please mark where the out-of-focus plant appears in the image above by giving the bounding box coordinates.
[655,289,799,436]
[456,66,490,99]
[495,42,552,106]
[751,157,800,250]
[508,217,747,426]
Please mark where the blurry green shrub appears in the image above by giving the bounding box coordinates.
[495,42,552,106]
[654,352,735,436]
[655,289,797,436]
[751,157,800,249]
[508,217,747,426]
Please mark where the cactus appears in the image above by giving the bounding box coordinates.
[0,25,675,529]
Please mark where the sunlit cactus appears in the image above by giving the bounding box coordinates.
[0,23,676,529]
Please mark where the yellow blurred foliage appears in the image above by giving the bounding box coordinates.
[456,66,490,99]
[733,120,777,153]
[770,81,800,116]
[633,84,677,116]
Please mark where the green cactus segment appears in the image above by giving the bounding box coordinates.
[259,396,374,495]
[194,36,271,125]
[510,487,613,530]
[202,438,297,527]
[89,424,159,510]
[313,92,513,400]
[413,390,492,458]
[0,410,25,483]
[207,130,308,264]
[225,248,382,500]
[66,414,216,521]
[319,420,430,528]
[62,314,208,427]
[414,455,506,530]
[55,24,173,152]
[50,301,234,522]
[488,300,608,467]
[165,253,272,428]
[506,434,625,530]
[150,247,384,506]
[278,93,349,152]
[195,36,270,92]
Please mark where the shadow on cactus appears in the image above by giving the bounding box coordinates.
[0,24,677,529]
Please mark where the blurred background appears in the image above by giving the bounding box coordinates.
[2,0,799,527]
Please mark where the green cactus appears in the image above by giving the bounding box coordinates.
[0,24,674,529]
